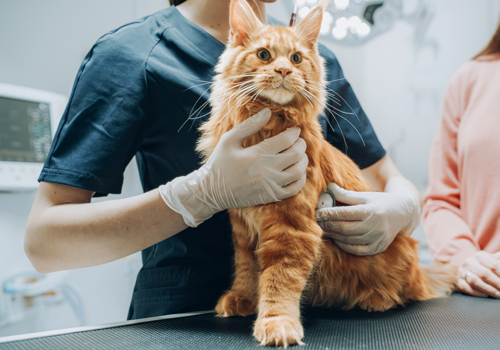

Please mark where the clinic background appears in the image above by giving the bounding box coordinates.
[0,0,499,338]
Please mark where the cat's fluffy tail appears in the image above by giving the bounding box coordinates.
[421,261,458,298]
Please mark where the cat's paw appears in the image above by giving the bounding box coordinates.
[358,293,396,312]
[253,316,305,348]
[215,290,256,317]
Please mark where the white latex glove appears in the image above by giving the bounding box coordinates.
[315,183,420,256]
[160,109,308,227]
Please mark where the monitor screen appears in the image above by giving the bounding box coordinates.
[0,96,52,163]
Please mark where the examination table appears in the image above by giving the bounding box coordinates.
[0,293,498,349]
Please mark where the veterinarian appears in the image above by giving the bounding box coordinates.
[24,0,421,320]
[423,18,500,299]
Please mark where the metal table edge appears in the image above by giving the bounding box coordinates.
[0,310,215,344]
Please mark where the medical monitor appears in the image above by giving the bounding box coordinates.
[0,83,66,191]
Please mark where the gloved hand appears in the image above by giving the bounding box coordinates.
[457,251,500,298]
[315,183,420,256]
[160,109,308,227]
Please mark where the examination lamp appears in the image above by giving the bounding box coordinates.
[291,0,434,46]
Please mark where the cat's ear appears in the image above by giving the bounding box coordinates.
[230,0,263,46]
[295,0,329,49]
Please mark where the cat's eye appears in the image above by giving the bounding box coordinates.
[291,53,302,64]
[257,49,271,61]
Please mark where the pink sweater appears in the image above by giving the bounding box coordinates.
[423,55,500,267]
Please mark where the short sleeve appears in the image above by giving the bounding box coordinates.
[39,28,152,196]
[318,44,386,169]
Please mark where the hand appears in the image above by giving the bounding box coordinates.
[457,251,500,298]
[315,183,420,256]
[160,108,308,227]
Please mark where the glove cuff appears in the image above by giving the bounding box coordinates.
[394,188,421,235]
[158,167,218,228]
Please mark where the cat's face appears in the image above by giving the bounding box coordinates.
[217,0,327,106]
[232,29,315,105]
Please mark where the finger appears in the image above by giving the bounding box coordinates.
[273,137,307,171]
[471,265,500,294]
[476,251,497,269]
[225,108,272,144]
[320,219,362,235]
[255,127,301,155]
[334,241,375,256]
[465,269,500,298]
[315,205,371,222]
[477,252,500,277]
[457,278,488,298]
[326,230,380,246]
[277,154,308,187]
[278,173,307,200]
[327,183,367,205]
[320,218,375,238]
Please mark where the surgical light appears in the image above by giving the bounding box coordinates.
[336,17,349,28]
[298,6,310,19]
[334,0,349,11]
[323,12,333,25]
[320,22,331,35]
[289,0,434,46]
[332,26,347,40]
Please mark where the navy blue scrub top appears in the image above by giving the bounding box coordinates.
[39,6,386,320]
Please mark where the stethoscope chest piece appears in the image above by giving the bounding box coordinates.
[316,189,336,209]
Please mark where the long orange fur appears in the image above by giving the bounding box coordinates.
[196,0,456,347]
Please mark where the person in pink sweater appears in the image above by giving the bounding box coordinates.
[423,20,500,299]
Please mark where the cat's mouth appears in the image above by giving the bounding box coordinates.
[275,82,289,91]
[260,86,296,105]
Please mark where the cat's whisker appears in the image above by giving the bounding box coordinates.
[325,110,348,152]
[305,77,347,84]
[303,82,358,119]
[225,73,272,81]
[250,88,265,103]
[304,79,340,105]
[228,85,258,106]
[234,87,259,107]
[187,111,213,132]
[180,76,268,133]
[182,81,213,92]
[327,89,360,121]
[176,70,214,84]
[300,89,349,151]
[190,89,214,117]
[327,110,366,147]
[323,100,355,115]
[302,81,343,107]
[179,84,213,132]
[301,84,343,106]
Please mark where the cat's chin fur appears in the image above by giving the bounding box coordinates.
[260,88,296,105]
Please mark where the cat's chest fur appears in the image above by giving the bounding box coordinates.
[241,103,321,155]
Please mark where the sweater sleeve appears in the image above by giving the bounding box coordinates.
[423,65,479,267]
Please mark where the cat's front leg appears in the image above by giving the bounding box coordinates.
[253,201,323,347]
[216,210,258,317]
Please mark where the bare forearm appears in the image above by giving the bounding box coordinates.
[361,155,421,204]
[384,175,421,204]
[25,188,187,273]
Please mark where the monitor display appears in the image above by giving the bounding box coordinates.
[0,96,52,163]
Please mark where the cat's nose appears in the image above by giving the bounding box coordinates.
[275,68,291,78]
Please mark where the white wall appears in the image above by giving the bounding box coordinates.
[270,0,499,251]
[271,0,500,191]
[0,0,168,337]
[0,0,499,338]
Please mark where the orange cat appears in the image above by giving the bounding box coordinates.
[196,0,456,347]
